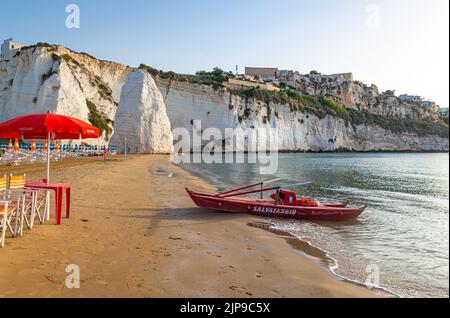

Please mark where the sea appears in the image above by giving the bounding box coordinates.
[180,152,449,298]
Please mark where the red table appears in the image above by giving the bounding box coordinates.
[25,180,71,225]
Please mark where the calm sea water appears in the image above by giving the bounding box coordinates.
[181,153,449,298]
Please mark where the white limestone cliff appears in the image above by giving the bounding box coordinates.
[110,70,173,154]
[157,79,449,152]
[0,44,448,152]
[0,44,132,143]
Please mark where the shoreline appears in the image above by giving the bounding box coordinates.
[169,158,389,297]
[170,161,396,297]
[178,163,395,297]
[179,163,391,297]
[248,222,399,298]
[0,155,386,297]
[169,150,450,158]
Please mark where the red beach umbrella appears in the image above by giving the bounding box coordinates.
[0,113,101,182]
[0,113,100,140]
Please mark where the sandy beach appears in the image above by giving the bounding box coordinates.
[0,155,383,297]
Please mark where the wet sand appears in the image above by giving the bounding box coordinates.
[0,155,384,297]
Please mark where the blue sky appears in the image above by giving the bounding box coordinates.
[1,0,448,106]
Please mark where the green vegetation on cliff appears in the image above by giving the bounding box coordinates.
[86,99,113,138]
[236,87,449,138]
[347,109,449,138]
[138,64,448,139]
[139,64,225,89]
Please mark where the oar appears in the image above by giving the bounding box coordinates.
[217,178,284,197]
[278,181,313,189]
[257,178,284,199]
[261,178,283,185]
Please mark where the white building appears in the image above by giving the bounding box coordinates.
[1,38,25,61]
[399,94,422,102]
[276,70,301,87]
[399,94,438,110]
[438,108,449,118]
[420,100,433,108]
[245,67,278,82]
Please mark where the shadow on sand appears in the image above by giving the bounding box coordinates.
[116,205,364,237]
[119,207,246,235]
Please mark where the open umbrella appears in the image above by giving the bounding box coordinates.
[0,113,101,183]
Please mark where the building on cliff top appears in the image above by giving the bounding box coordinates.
[399,94,422,102]
[438,108,449,118]
[245,67,353,89]
[245,67,278,82]
[276,70,301,87]
[327,73,354,81]
[1,38,26,61]
[244,67,301,88]
[399,94,438,111]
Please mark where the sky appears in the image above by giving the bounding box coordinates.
[1,0,448,106]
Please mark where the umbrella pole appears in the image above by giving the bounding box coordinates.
[46,132,50,183]
[45,132,51,221]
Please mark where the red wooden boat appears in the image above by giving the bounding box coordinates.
[186,181,366,221]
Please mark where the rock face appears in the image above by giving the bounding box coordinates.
[0,47,86,121]
[0,44,132,143]
[296,73,438,120]
[0,43,448,152]
[157,79,449,152]
[110,70,173,153]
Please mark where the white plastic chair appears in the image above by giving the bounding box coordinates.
[0,200,10,247]
[0,175,25,244]
[9,174,47,229]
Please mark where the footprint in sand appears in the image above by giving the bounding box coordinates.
[45,276,57,283]
[271,290,281,296]
[227,265,236,272]
[229,286,254,296]
[259,256,270,264]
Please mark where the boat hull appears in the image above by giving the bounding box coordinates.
[186,189,365,221]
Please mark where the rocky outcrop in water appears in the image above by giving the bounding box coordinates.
[110,70,173,154]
